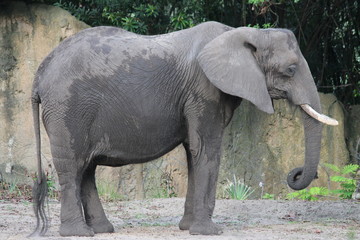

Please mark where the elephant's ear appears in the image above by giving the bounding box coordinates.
[197,27,274,114]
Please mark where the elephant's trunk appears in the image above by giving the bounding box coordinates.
[287,110,323,190]
[286,99,338,190]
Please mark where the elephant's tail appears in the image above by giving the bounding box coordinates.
[29,90,49,237]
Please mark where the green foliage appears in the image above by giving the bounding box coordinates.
[49,0,205,34]
[324,163,359,199]
[346,230,357,240]
[324,163,341,173]
[341,164,359,175]
[225,175,254,200]
[96,180,124,201]
[248,0,301,4]
[7,180,22,196]
[153,188,174,199]
[262,193,275,200]
[0,180,32,201]
[32,173,59,199]
[287,187,329,201]
[46,175,58,199]
[287,164,359,201]
[170,12,194,31]
[247,0,266,4]
[153,172,177,198]
[54,0,101,26]
[248,23,272,29]
[120,15,147,34]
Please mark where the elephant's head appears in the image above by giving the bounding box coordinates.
[197,27,338,190]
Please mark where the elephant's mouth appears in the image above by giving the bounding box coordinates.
[268,89,287,99]
[300,104,338,126]
[268,89,338,126]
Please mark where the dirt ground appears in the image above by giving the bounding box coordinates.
[1,198,359,240]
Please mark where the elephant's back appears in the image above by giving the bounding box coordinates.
[33,26,186,128]
[34,21,231,92]
[33,21,233,107]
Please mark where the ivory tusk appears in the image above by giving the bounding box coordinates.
[300,104,339,126]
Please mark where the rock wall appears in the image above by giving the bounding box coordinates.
[0,1,356,200]
[0,1,88,183]
[347,105,360,164]
[218,94,349,198]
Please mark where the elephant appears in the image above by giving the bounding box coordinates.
[30,21,338,237]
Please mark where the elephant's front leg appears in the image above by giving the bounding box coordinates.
[179,142,195,230]
[81,164,114,233]
[185,124,223,235]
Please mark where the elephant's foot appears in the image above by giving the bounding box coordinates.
[88,219,114,233]
[179,215,193,230]
[59,221,94,237]
[189,220,223,235]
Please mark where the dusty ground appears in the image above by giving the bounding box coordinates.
[1,198,359,240]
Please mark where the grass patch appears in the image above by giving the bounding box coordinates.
[346,230,357,240]
[152,172,177,199]
[0,180,32,202]
[96,180,125,202]
[0,174,59,202]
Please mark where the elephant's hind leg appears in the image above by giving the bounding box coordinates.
[81,164,114,233]
[52,155,94,237]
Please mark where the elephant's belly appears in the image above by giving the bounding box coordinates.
[94,139,183,167]
[91,119,186,166]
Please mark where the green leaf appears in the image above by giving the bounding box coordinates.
[340,182,356,190]
[341,164,359,175]
[308,187,329,196]
[247,0,266,4]
[262,193,274,200]
[324,163,341,173]
[331,176,354,183]
[145,4,158,17]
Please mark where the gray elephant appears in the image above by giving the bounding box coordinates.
[30,21,337,237]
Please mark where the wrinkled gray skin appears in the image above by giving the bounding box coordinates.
[31,22,323,236]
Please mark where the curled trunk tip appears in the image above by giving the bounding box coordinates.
[287,167,318,190]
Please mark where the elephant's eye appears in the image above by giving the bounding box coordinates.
[285,65,297,77]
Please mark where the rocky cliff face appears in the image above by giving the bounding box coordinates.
[0,1,88,183]
[347,105,360,164]
[219,94,349,198]
[0,1,356,200]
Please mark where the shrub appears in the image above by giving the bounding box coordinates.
[224,175,254,200]
[324,163,359,199]
[287,187,329,201]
